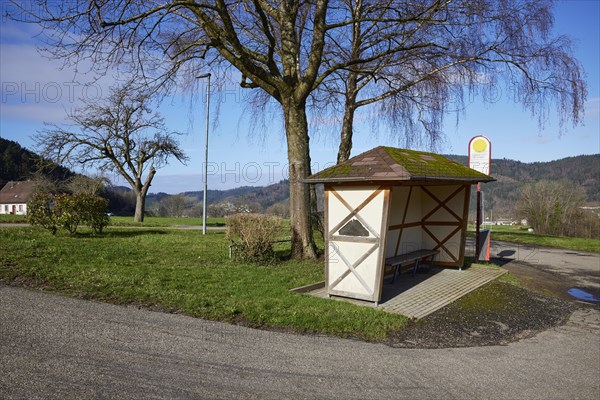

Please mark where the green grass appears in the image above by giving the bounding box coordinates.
[0,226,407,340]
[497,272,520,286]
[462,256,521,286]
[453,281,516,313]
[0,214,27,223]
[108,216,226,227]
[468,225,599,253]
[0,214,226,227]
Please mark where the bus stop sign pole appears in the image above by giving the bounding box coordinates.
[469,135,491,260]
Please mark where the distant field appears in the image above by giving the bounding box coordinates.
[468,224,599,254]
[0,214,226,227]
[108,216,226,227]
[0,214,27,223]
[3,214,597,253]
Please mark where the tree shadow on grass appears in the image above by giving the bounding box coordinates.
[75,229,168,239]
[274,248,291,261]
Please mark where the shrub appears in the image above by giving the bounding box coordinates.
[226,213,283,263]
[517,180,594,237]
[27,192,58,235]
[76,193,110,233]
[27,192,110,235]
[54,193,82,235]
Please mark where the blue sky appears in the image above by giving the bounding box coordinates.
[1,0,598,194]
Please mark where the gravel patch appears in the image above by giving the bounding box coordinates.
[387,281,580,348]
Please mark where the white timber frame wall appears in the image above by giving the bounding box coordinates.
[325,185,391,302]
[324,183,471,303]
[386,184,471,267]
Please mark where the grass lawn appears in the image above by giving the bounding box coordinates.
[0,226,406,340]
[468,225,599,254]
[108,216,226,227]
[5,215,597,253]
[0,214,27,223]
[0,214,226,227]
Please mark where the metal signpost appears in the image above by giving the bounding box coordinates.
[468,135,491,260]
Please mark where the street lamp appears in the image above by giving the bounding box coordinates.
[197,73,211,235]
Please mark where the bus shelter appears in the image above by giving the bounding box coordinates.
[305,146,494,303]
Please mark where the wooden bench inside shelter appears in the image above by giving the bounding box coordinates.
[385,249,439,283]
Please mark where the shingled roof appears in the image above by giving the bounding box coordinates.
[305,146,493,184]
[0,181,36,204]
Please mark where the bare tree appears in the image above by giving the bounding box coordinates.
[319,0,587,163]
[517,180,586,236]
[30,171,62,195]
[160,195,189,217]
[35,85,188,222]
[17,1,330,259]
[17,0,586,258]
[67,174,110,196]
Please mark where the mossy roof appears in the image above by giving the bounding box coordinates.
[305,146,493,184]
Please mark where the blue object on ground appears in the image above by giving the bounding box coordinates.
[567,288,600,303]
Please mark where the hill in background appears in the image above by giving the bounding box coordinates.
[1,137,597,220]
[147,154,599,220]
[446,154,600,219]
[0,138,74,188]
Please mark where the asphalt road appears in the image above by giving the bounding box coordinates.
[1,285,599,399]
[465,238,600,295]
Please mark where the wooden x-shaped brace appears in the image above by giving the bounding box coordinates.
[328,242,379,295]
[327,187,383,294]
[420,186,466,262]
[328,188,382,239]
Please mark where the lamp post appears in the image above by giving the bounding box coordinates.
[197,73,211,235]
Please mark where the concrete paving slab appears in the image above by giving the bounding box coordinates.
[380,265,506,318]
[299,265,507,319]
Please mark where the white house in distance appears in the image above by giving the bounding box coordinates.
[0,181,36,215]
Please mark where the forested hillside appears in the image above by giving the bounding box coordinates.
[2,137,597,219]
[146,181,291,217]
[0,138,74,188]
[157,154,599,219]
[447,155,600,218]
[0,138,136,215]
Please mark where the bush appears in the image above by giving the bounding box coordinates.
[226,213,283,263]
[27,192,110,235]
[27,192,58,235]
[54,193,82,235]
[77,194,110,233]
[517,180,595,238]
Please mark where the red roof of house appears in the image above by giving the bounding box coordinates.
[0,181,36,204]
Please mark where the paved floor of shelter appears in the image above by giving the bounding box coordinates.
[301,265,507,319]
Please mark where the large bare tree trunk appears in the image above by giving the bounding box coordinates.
[337,104,356,164]
[337,73,359,164]
[134,189,146,223]
[133,168,155,223]
[282,97,318,260]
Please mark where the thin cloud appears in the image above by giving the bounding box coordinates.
[0,102,72,124]
[585,97,599,118]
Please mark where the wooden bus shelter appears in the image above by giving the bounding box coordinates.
[305,146,494,304]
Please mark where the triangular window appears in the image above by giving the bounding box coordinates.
[338,219,369,237]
